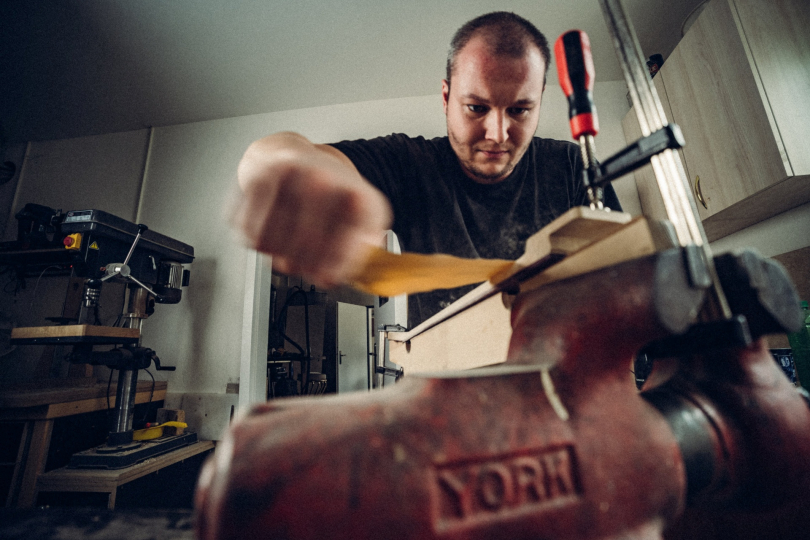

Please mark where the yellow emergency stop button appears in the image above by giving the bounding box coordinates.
[63,233,82,250]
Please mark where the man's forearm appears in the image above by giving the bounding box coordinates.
[233,131,393,287]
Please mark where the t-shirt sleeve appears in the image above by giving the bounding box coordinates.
[327,135,414,208]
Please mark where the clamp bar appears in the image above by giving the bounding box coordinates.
[595,124,685,186]
[598,0,732,321]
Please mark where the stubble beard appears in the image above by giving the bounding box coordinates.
[462,158,516,184]
[448,129,519,185]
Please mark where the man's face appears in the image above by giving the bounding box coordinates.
[442,36,546,184]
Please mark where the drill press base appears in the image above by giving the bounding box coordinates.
[68,432,198,469]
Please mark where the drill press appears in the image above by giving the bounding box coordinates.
[7,209,195,468]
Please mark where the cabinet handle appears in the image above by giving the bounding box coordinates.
[694,175,708,209]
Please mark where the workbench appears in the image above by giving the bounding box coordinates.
[0,379,167,507]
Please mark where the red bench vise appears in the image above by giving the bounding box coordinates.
[194,248,810,540]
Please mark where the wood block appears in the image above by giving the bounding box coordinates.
[388,216,657,373]
[516,207,632,264]
[388,294,512,373]
[393,208,635,344]
[518,217,656,294]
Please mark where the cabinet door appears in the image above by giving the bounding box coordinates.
[621,75,691,223]
[660,0,786,221]
[733,0,810,176]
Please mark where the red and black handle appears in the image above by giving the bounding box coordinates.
[555,30,598,140]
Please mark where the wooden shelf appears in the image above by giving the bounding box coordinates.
[36,441,215,509]
[10,325,140,345]
[0,380,167,419]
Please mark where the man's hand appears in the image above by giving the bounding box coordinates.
[233,132,393,287]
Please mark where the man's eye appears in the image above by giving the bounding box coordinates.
[467,105,487,114]
[509,107,529,116]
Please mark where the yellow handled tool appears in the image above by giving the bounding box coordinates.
[132,421,188,441]
[349,247,513,298]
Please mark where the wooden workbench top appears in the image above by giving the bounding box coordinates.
[0,380,167,420]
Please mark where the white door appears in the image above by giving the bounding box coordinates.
[337,302,370,393]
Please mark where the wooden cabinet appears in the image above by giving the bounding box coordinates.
[622,0,810,241]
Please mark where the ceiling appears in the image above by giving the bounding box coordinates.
[0,0,705,144]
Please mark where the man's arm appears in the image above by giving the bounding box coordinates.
[233,131,393,286]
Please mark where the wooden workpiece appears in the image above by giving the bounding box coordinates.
[387,211,656,373]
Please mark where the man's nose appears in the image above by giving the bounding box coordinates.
[483,111,508,144]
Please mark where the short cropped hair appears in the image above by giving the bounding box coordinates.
[446,12,551,85]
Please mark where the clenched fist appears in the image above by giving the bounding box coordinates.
[232,132,392,288]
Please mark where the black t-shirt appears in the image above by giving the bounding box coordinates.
[330,134,621,327]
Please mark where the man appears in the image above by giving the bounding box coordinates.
[234,12,621,327]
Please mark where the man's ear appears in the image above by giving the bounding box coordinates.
[441,79,450,114]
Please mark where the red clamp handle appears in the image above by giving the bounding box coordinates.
[555,30,599,139]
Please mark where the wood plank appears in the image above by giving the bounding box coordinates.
[16,419,53,508]
[518,217,657,293]
[510,206,632,267]
[389,207,633,344]
[0,380,166,411]
[46,387,167,419]
[389,218,656,373]
[352,207,630,299]
[11,325,140,341]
